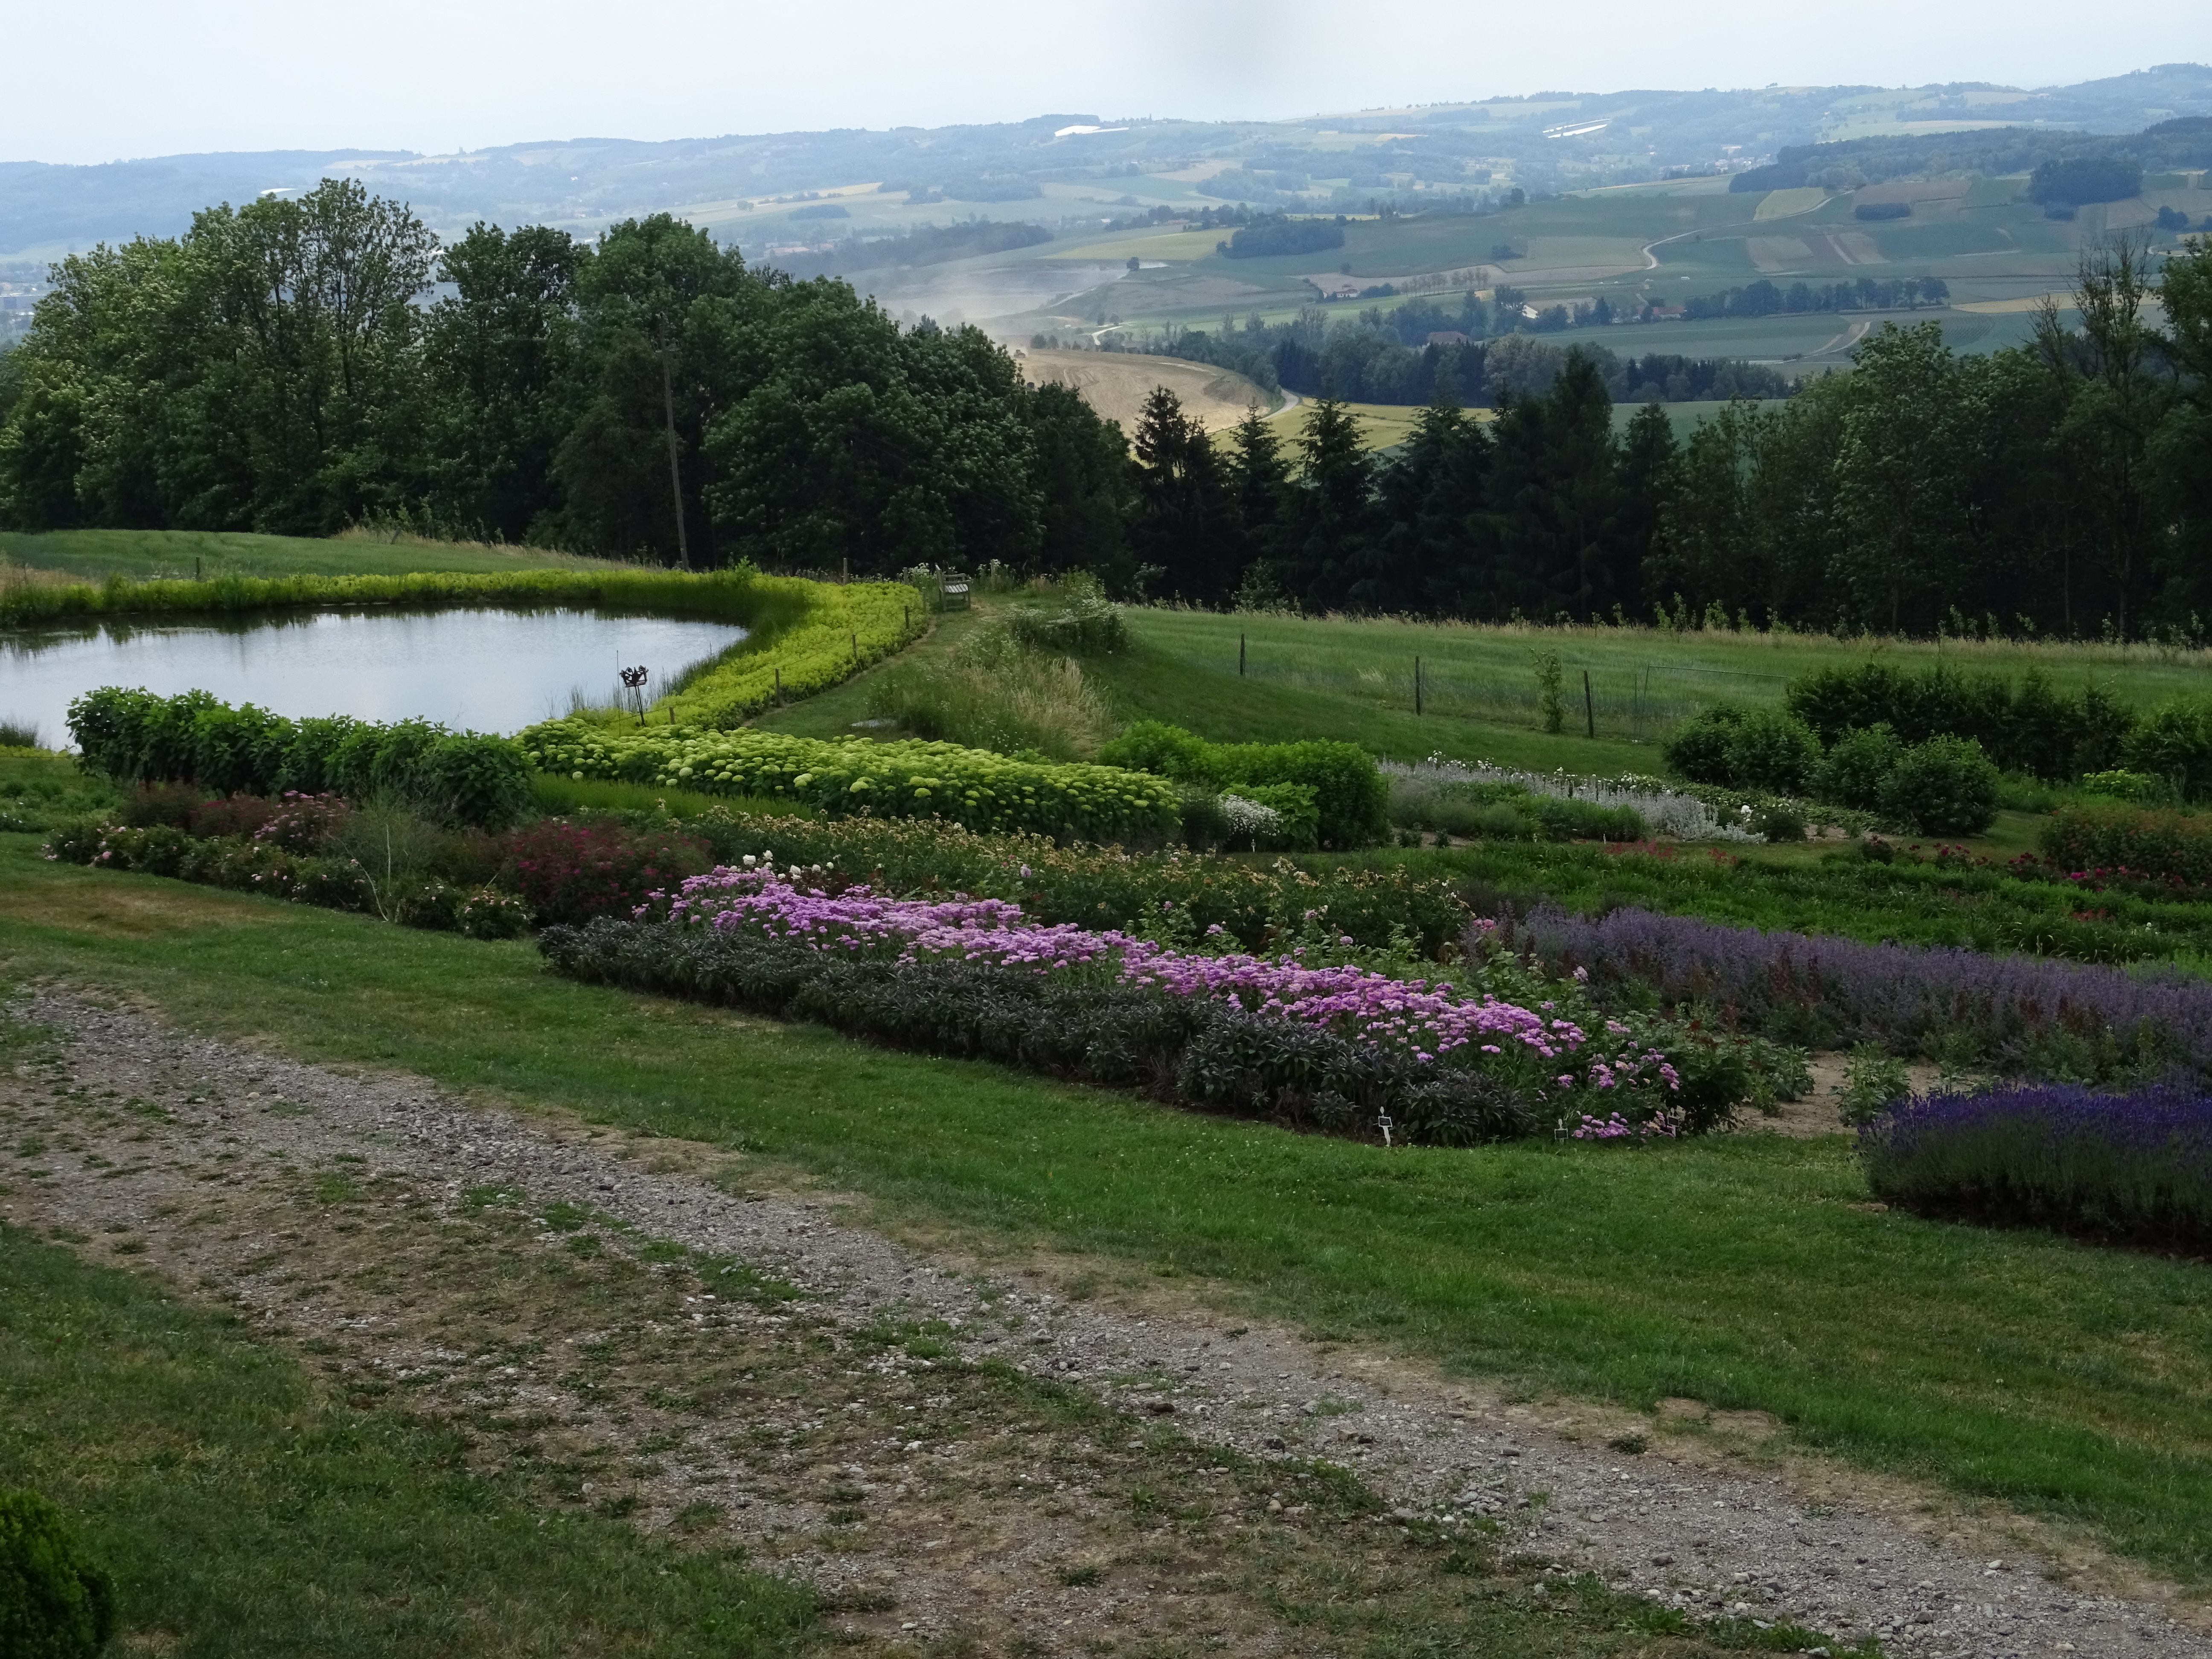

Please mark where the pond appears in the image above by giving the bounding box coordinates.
[0,606,748,748]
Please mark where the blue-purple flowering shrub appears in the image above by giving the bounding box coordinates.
[1861,1085,2212,1250]
[1510,903,2212,1085]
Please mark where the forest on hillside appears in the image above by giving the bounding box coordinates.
[1,181,2207,640]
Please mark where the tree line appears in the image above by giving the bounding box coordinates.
[0,180,1128,570]
[2,180,2206,641]
[1125,239,2212,638]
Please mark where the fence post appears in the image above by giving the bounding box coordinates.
[1239,632,1246,676]
[1415,655,1423,716]
[1583,669,1595,738]
[774,666,782,702]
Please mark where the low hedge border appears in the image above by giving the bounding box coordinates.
[4,566,925,733]
[521,721,1184,846]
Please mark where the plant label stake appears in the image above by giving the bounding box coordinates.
[1584,669,1595,738]
[1377,1111,1395,1148]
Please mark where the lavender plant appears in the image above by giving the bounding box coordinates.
[1861,1084,2212,1250]
[1513,904,2212,1085]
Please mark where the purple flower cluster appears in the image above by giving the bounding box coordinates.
[1862,1083,2212,1250]
[1512,903,2212,1085]
[660,861,1677,1098]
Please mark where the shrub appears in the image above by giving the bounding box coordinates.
[1785,661,2133,780]
[524,719,1186,847]
[69,690,532,830]
[1878,736,2000,835]
[1722,709,1820,794]
[253,792,353,854]
[1097,721,1387,849]
[1659,705,1743,785]
[2040,803,2212,887]
[999,574,1128,655]
[2121,696,2212,801]
[2079,769,2168,804]
[1862,1084,2212,1250]
[0,1488,118,1659]
[1815,723,1902,810]
[504,820,712,926]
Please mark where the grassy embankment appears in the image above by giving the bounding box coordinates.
[3,837,2209,1590]
[0,526,622,582]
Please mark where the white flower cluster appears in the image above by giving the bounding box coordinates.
[1384,756,1762,843]
[1218,793,1284,839]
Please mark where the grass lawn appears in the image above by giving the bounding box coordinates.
[0,1217,816,1658]
[0,527,620,583]
[4,838,2209,1586]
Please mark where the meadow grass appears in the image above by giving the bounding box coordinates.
[0,527,621,583]
[4,837,2209,1584]
[0,1214,817,1658]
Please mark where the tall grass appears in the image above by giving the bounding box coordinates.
[867,594,1121,760]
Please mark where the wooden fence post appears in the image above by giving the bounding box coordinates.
[1583,669,1595,738]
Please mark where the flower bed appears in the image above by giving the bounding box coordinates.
[670,810,1472,957]
[2040,803,2212,889]
[1861,1085,2212,1251]
[521,721,1183,845]
[542,861,1696,1147]
[1516,903,2212,1085]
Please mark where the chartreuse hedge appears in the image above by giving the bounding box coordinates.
[521,719,1183,844]
[2,565,923,732]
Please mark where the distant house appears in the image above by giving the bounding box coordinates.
[1425,330,1470,346]
[1313,279,1363,300]
[1645,305,1685,320]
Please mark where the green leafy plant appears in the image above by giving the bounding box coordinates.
[1816,723,1903,810]
[1659,704,1743,785]
[0,1488,118,1659]
[1839,1043,1913,1125]
[1722,708,1820,795]
[1879,736,2000,835]
[1098,721,1387,849]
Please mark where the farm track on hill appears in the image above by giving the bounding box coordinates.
[6,990,2209,1658]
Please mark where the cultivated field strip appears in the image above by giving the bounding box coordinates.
[6,991,2206,1658]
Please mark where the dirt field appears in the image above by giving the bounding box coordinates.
[1017,349,1275,433]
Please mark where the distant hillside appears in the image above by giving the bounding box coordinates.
[3,65,2208,258]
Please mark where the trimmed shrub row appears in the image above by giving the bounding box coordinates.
[1097,721,1389,850]
[521,719,1185,845]
[1784,661,2133,780]
[1862,1084,2212,1252]
[1664,704,2000,835]
[70,689,533,830]
[538,918,1540,1147]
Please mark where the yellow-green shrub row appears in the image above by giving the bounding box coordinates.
[520,719,1183,843]
[0,565,926,733]
[655,579,921,728]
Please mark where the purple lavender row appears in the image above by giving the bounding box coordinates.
[1504,904,2212,1085]
[1862,1084,2212,1250]
[656,861,1678,1101]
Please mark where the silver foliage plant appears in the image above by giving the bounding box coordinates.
[1382,755,1763,843]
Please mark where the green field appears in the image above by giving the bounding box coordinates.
[4,841,2210,1587]
[0,527,620,582]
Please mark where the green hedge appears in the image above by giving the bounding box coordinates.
[2040,803,2212,885]
[3,565,925,733]
[1097,721,1388,850]
[1784,661,2133,780]
[0,1489,116,1659]
[521,719,1182,845]
[69,689,533,830]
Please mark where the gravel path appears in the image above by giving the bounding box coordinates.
[6,990,2206,1659]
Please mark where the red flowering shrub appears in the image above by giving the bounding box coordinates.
[504,820,710,926]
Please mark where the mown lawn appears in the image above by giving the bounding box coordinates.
[4,838,2209,1585]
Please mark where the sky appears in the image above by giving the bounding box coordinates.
[9,0,2212,165]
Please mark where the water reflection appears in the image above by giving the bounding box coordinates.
[0,606,747,745]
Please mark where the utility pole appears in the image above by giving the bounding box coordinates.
[657,315,691,571]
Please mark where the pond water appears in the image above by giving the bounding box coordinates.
[0,607,747,747]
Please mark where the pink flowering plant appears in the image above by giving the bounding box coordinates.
[653,857,1685,1121]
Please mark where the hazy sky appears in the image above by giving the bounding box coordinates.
[11,0,2210,164]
